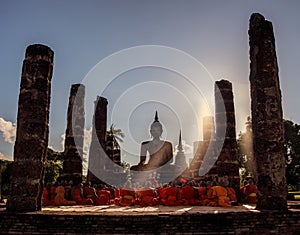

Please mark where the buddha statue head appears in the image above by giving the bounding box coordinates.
[150,111,163,139]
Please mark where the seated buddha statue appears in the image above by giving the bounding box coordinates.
[131,111,173,171]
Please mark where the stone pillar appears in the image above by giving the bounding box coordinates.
[213,80,239,189]
[249,13,287,210]
[62,84,85,183]
[189,141,207,178]
[188,116,215,179]
[203,116,215,141]
[87,96,108,185]
[7,44,54,212]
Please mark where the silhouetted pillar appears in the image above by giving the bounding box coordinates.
[189,116,215,179]
[7,44,54,212]
[212,80,239,189]
[87,96,108,185]
[249,13,287,210]
[203,116,215,142]
[62,84,85,182]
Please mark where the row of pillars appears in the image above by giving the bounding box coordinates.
[6,12,287,211]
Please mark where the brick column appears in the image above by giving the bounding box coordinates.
[213,80,239,189]
[189,116,215,179]
[7,44,54,212]
[62,84,85,182]
[249,13,287,210]
[87,96,108,185]
[203,116,215,142]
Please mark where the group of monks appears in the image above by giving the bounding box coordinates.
[42,181,111,206]
[42,178,258,207]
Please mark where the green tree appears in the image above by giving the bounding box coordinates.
[283,120,300,188]
[237,116,256,183]
[107,124,125,150]
[106,124,124,165]
[0,160,13,198]
[44,148,63,184]
[238,118,300,189]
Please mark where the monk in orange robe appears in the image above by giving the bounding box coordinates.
[115,189,135,206]
[50,184,57,202]
[42,183,55,206]
[136,188,157,206]
[227,187,237,203]
[160,185,180,206]
[96,189,111,205]
[156,186,166,204]
[42,187,51,206]
[71,184,93,205]
[83,183,98,205]
[114,187,120,199]
[197,186,208,205]
[179,185,199,205]
[54,185,76,206]
[205,185,218,206]
[240,179,258,203]
[213,185,231,207]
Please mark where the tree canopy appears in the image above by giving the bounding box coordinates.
[238,117,300,189]
[44,148,63,184]
[283,120,300,188]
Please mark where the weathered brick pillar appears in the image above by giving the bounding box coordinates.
[189,116,215,179]
[249,13,287,210]
[203,116,215,142]
[213,80,239,189]
[87,96,108,185]
[62,84,85,182]
[189,141,206,178]
[7,44,54,212]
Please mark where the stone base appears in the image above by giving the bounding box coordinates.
[1,204,300,234]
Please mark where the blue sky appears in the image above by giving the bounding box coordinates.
[0,1,300,165]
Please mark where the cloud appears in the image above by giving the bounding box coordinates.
[60,133,66,150]
[0,152,13,161]
[0,117,16,144]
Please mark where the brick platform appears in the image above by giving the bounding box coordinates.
[1,204,300,234]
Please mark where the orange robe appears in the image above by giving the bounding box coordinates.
[136,188,157,206]
[197,186,207,205]
[160,186,180,206]
[42,187,52,206]
[179,185,199,205]
[227,187,237,202]
[115,189,135,206]
[205,186,218,206]
[241,183,258,203]
[213,186,231,207]
[83,186,98,205]
[54,186,76,206]
[50,186,57,201]
[115,188,120,198]
[96,189,111,205]
[71,187,93,205]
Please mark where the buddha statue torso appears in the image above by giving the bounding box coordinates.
[130,111,173,171]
